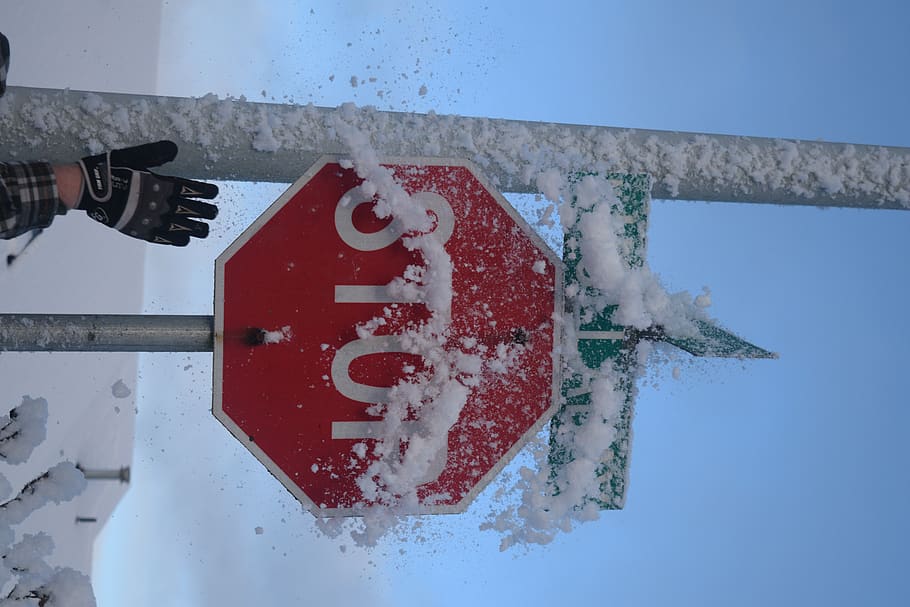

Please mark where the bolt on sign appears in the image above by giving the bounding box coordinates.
[213,157,562,516]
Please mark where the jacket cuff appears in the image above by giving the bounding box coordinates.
[4,161,62,229]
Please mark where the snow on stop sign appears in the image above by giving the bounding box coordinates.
[213,157,561,516]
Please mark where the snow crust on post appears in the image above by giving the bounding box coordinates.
[1,86,909,210]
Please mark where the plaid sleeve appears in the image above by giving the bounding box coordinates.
[0,161,63,239]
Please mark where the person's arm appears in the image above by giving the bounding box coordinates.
[0,28,68,240]
[1,142,218,246]
[53,164,82,210]
[0,161,63,240]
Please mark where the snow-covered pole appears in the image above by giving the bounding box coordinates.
[1,86,908,210]
[0,314,213,352]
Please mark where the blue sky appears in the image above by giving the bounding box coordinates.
[94,1,910,605]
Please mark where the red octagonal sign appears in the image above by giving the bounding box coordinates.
[214,157,562,516]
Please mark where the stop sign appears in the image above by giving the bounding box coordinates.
[213,156,562,515]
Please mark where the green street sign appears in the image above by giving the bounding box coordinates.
[663,319,777,359]
[549,173,649,510]
[548,172,776,511]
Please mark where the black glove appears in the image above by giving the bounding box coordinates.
[77,141,218,246]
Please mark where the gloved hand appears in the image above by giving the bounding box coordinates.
[77,141,218,246]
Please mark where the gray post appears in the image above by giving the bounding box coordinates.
[1,86,908,210]
[0,314,213,352]
[78,466,131,483]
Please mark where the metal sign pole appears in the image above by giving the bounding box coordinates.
[1,86,908,210]
[0,314,213,352]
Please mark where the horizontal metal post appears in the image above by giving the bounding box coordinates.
[78,466,131,483]
[1,86,908,210]
[0,314,214,352]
